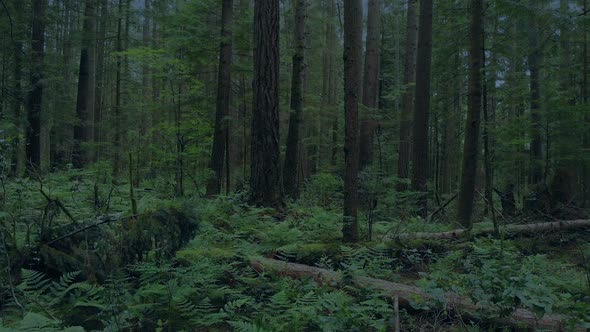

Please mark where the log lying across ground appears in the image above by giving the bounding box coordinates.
[394,219,590,240]
[250,257,574,331]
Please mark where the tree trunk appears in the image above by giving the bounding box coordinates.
[11,0,25,176]
[207,0,234,196]
[359,0,381,170]
[342,0,363,242]
[73,0,97,168]
[26,0,47,170]
[283,0,306,198]
[94,0,108,161]
[113,0,124,175]
[250,0,283,207]
[396,0,418,191]
[482,33,497,230]
[411,0,434,218]
[583,0,590,207]
[456,0,484,229]
[527,0,543,187]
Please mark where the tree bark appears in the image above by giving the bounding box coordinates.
[283,0,306,198]
[26,0,48,170]
[457,0,484,229]
[411,0,434,218]
[359,0,381,170]
[342,0,363,242]
[396,0,418,191]
[11,0,25,176]
[73,0,97,168]
[250,257,573,331]
[94,0,108,161]
[250,0,283,207]
[113,0,124,175]
[207,0,234,196]
[527,0,543,187]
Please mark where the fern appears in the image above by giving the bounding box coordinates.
[227,320,267,332]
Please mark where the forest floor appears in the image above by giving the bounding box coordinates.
[1,170,590,331]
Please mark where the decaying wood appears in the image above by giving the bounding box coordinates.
[394,219,590,240]
[250,257,574,331]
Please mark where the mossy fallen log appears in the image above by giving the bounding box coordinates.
[250,257,576,331]
[394,219,590,240]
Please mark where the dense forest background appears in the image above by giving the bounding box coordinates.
[1,0,590,330]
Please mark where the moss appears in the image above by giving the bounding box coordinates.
[274,243,342,264]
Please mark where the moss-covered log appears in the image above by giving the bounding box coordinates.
[250,257,576,331]
[394,219,590,240]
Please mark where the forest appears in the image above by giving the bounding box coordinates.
[0,0,590,330]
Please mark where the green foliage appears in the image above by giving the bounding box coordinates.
[299,173,343,208]
[418,239,590,325]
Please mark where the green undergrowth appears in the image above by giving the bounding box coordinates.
[1,171,590,331]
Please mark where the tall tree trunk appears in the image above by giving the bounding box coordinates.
[283,0,306,198]
[12,0,25,176]
[26,0,47,170]
[528,0,543,187]
[411,0,434,218]
[359,0,381,170]
[94,0,107,161]
[342,0,363,242]
[113,0,124,175]
[583,0,590,207]
[396,0,418,191]
[457,0,484,229]
[73,0,97,168]
[207,0,234,196]
[250,0,283,207]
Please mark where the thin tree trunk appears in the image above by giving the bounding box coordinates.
[113,0,124,175]
[94,0,107,161]
[584,0,590,207]
[482,31,497,231]
[283,0,306,198]
[73,0,97,168]
[397,0,418,191]
[342,0,363,242]
[250,0,283,207]
[359,0,381,170]
[411,0,434,218]
[26,0,47,170]
[528,0,543,187]
[12,0,24,176]
[207,0,234,196]
[457,0,484,229]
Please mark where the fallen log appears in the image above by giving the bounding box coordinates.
[394,219,590,240]
[250,257,575,331]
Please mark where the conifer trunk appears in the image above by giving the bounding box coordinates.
[283,0,306,198]
[73,0,97,168]
[250,0,283,207]
[411,0,434,217]
[342,0,363,242]
[207,0,234,196]
[359,0,381,170]
[26,0,47,170]
[457,0,484,228]
[397,0,418,191]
